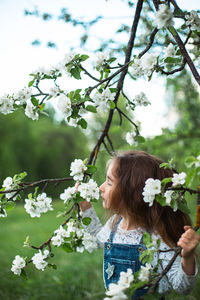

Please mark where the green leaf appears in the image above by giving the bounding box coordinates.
[5,201,15,211]
[161,177,172,187]
[164,57,181,64]
[61,243,73,253]
[185,156,196,168]
[185,169,197,187]
[28,80,35,87]
[71,67,81,80]
[77,118,87,129]
[110,101,115,109]
[86,165,97,175]
[135,135,145,143]
[19,171,27,180]
[82,217,91,226]
[109,88,118,93]
[107,57,116,63]
[80,54,89,61]
[178,199,190,214]
[155,194,166,207]
[47,263,57,270]
[143,232,153,247]
[20,268,28,280]
[160,162,169,169]
[85,105,97,113]
[31,97,39,106]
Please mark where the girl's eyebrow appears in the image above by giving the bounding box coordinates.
[107,175,113,181]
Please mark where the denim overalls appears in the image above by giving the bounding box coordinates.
[104,218,147,299]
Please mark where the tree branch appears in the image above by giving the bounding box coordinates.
[88,0,144,165]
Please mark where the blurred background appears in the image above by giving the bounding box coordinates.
[0,0,200,299]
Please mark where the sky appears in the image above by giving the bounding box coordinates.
[0,0,199,137]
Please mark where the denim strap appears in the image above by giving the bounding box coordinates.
[109,217,122,243]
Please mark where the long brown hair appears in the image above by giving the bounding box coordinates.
[109,150,192,247]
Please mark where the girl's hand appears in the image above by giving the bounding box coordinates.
[178,226,200,275]
[177,226,200,258]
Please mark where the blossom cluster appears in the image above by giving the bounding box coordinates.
[93,88,116,111]
[11,249,50,275]
[185,11,200,32]
[134,92,150,106]
[32,249,49,271]
[138,263,151,282]
[2,176,18,200]
[24,192,53,218]
[51,220,98,253]
[70,159,87,181]
[154,4,174,29]
[60,179,99,203]
[142,178,161,206]
[130,53,158,78]
[142,172,187,209]
[104,269,134,300]
[94,52,110,71]
[11,255,26,275]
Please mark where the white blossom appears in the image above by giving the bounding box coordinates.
[195,155,200,168]
[134,92,150,106]
[2,176,17,200]
[32,249,49,271]
[56,52,76,74]
[24,193,53,218]
[130,58,144,78]
[141,53,158,71]
[142,178,161,206]
[25,99,39,120]
[57,94,72,119]
[15,87,32,105]
[62,52,76,66]
[106,283,127,297]
[164,190,174,206]
[118,269,134,289]
[0,94,14,115]
[172,172,186,186]
[51,225,70,246]
[94,52,110,70]
[138,263,151,282]
[164,43,176,58]
[78,179,99,202]
[82,232,98,253]
[93,88,115,111]
[60,186,76,203]
[49,86,61,98]
[126,132,136,146]
[185,11,200,32]
[70,159,87,181]
[11,255,26,275]
[76,246,84,253]
[154,4,174,29]
[65,118,78,127]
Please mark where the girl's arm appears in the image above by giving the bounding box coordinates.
[79,201,112,248]
[177,225,200,276]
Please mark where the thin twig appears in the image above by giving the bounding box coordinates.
[138,28,159,58]
[0,177,73,195]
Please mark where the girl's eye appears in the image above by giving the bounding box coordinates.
[107,180,112,186]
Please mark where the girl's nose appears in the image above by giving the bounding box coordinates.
[99,182,105,192]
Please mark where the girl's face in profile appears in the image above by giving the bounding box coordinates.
[99,162,116,210]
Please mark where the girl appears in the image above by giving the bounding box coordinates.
[79,150,199,298]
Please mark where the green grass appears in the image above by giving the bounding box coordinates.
[0,201,105,300]
[0,201,199,300]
